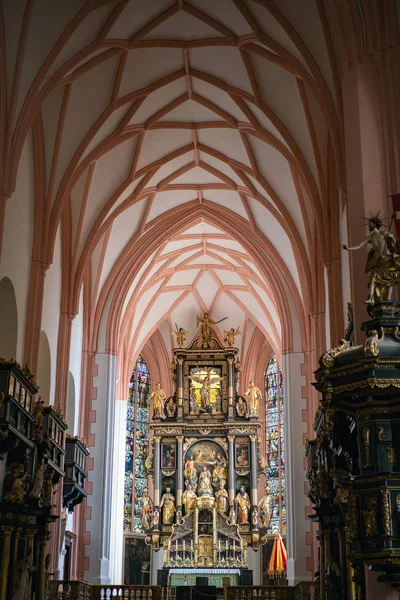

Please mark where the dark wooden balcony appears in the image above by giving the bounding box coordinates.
[63,435,90,511]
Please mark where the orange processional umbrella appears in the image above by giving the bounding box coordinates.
[267,532,287,577]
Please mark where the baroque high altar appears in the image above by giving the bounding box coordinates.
[143,314,266,583]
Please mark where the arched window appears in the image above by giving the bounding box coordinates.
[124,355,151,533]
[265,355,286,534]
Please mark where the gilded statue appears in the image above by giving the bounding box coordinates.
[4,464,29,503]
[173,326,189,348]
[43,469,55,511]
[224,327,241,347]
[165,397,177,418]
[141,489,154,530]
[28,459,45,505]
[235,485,251,524]
[196,312,216,348]
[198,465,214,496]
[343,213,400,304]
[258,486,271,528]
[184,456,198,488]
[33,397,44,428]
[212,453,228,487]
[11,557,30,600]
[244,380,262,417]
[236,396,248,418]
[150,382,167,420]
[160,487,176,524]
[363,329,382,357]
[188,368,224,413]
[215,480,228,514]
[363,496,378,536]
[182,483,197,514]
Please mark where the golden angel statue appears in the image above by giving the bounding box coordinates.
[196,312,216,348]
[188,368,224,412]
[172,326,189,348]
[224,327,241,347]
[343,213,400,304]
[150,382,167,420]
[244,380,262,417]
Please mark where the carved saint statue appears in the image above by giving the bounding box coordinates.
[236,396,248,418]
[11,558,30,600]
[141,489,154,530]
[196,312,216,348]
[182,483,197,514]
[235,485,251,524]
[258,486,271,528]
[224,327,241,347]
[184,456,198,489]
[28,459,45,505]
[215,480,228,514]
[343,214,400,304]
[212,453,228,487]
[165,397,177,418]
[188,368,224,413]
[244,380,262,417]
[4,464,29,504]
[33,397,44,428]
[173,326,189,348]
[160,487,176,525]
[198,465,214,496]
[150,382,167,420]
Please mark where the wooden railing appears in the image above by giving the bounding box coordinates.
[48,582,318,600]
[225,583,319,600]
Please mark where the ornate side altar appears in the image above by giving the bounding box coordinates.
[144,316,265,582]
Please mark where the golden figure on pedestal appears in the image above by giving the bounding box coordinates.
[173,326,189,348]
[182,483,197,514]
[151,382,167,420]
[343,213,400,304]
[196,312,216,348]
[215,480,228,514]
[245,380,262,417]
[258,486,271,528]
[160,487,176,524]
[198,465,214,496]
[235,485,251,524]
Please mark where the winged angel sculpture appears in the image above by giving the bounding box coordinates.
[188,368,224,413]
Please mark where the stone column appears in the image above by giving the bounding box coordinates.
[154,436,161,508]
[0,528,11,600]
[250,435,258,507]
[228,435,235,505]
[176,436,184,511]
[177,357,184,419]
[228,357,234,419]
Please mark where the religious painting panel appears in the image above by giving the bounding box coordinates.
[235,442,250,467]
[184,440,227,495]
[161,442,176,469]
[183,360,228,415]
[123,536,151,585]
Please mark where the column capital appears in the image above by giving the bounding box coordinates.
[227,435,235,443]
[249,435,257,443]
[177,436,184,443]
[154,435,161,443]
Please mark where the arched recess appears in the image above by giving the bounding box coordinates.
[0,277,18,359]
[37,331,51,405]
[66,371,76,435]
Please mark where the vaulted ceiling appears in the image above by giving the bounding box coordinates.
[2,0,344,387]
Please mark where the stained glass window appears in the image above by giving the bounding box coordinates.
[265,355,286,534]
[124,355,150,533]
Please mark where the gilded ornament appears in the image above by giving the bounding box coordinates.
[387,446,396,466]
[363,329,383,357]
[377,427,389,441]
[223,327,241,347]
[173,327,189,348]
[363,427,371,468]
[381,489,391,536]
[319,339,349,368]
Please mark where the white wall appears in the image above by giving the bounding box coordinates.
[68,286,84,434]
[283,351,310,585]
[84,352,117,584]
[0,133,34,363]
[41,225,62,406]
